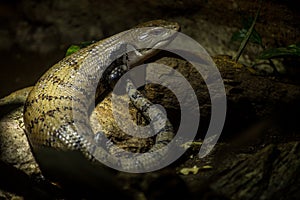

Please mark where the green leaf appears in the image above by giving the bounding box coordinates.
[231,17,263,46]
[231,29,247,42]
[65,40,96,57]
[231,28,262,46]
[249,29,262,45]
[65,45,81,57]
[258,44,300,59]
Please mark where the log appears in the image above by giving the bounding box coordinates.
[0,54,299,199]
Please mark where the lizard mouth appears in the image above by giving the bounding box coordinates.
[153,31,178,49]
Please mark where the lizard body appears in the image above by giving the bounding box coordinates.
[18,20,179,172]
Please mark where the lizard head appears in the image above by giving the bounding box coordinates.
[107,20,180,88]
[126,20,180,66]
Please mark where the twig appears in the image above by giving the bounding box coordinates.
[233,0,263,62]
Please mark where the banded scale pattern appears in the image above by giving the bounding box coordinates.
[23,20,180,172]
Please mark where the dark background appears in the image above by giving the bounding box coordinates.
[0,0,299,98]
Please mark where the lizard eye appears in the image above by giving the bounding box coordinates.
[138,27,165,41]
[150,27,165,36]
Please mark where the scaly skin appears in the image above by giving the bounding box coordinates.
[0,86,33,106]
[22,20,180,172]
